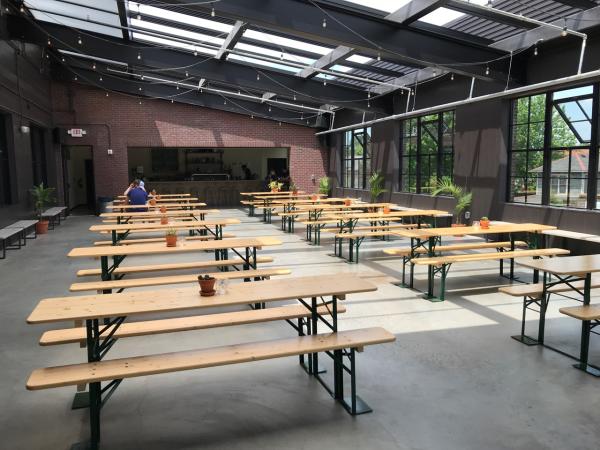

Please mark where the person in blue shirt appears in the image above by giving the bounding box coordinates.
[124,180,148,212]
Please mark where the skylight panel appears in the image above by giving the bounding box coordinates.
[346,54,372,64]
[243,30,332,55]
[227,54,301,74]
[330,65,353,73]
[234,43,315,65]
[128,1,232,33]
[419,1,488,26]
[131,18,225,47]
[132,32,218,56]
[340,0,411,13]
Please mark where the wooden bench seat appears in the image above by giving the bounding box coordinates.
[40,303,346,346]
[559,305,600,377]
[559,304,600,321]
[76,257,274,277]
[499,276,600,298]
[70,267,291,292]
[412,248,570,301]
[27,327,395,390]
[323,223,417,233]
[384,240,529,257]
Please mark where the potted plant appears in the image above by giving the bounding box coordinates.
[311,193,318,201]
[480,216,490,229]
[160,215,169,225]
[344,198,352,206]
[165,228,178,247]
[290,182,298,195]
[159,205,167,213]
[269,180,283,192]
[383,206,391,214]
[429,177,473,228]
[149,197,157,206]
[198,274,216,296]
[368,172,387,212]
[318,176,331,196]
[30,183,55,234]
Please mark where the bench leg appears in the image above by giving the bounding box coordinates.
[573,320,600,376]
[339,348,372,415]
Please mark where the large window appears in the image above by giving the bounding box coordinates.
[509,84,598,209]
[30,125,48,186]
[400,111,454,193]
[342,127,371,189]
[0,114,12,205]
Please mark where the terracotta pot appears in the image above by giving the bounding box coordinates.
[165,234,178,247]
[149,199,157,206]
[271,188,278,193]
[36,220,49,234]
[480,220,490,229]
[160,206,167,213]
[199,277,216,296]
[311,194,318,201]
[344,199,352,206]
[160,216,169,225]
[292,190,298,195]
[383,206,391,214]
[156,195,161,200]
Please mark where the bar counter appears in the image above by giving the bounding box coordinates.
[150,180,263,206]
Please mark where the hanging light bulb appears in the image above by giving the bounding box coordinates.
[367,101,371,108]
[211,6,215,17]
[105,92,109,97]
[92,62,96,70]
[485,66,490,75]
[256,73,260,81]
[138,87,142,91]
[137,52,141,60]
[377,52,381,61]
[268,105,272,112]
[141,75,145,80]
[193,47,198,56]
[99,76,103,81]
[139,99,142,105]
[432,69,437,77]
[322,17,327,28]
[137,13,141,20]
[278,121,282,126]
[451,73,454,81]
[77,35,82,45]
[251,115,254,119]
[301,112,304,119]
[293,94,296,101]
[20,4,25,13]
[47,37,51,46]
[534,45,538,56]
[171,99,174,103]
[280,52,284,60]
[561,26,568,37]
[176,84,180,90]
[74,76,78,81]
[224,99,227,105]
[323,79,327,86]
[61,57,65,62]
[367,91,371,98]
[185,71,189,77]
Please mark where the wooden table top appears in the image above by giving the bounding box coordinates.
[90,218,240,233]
[294,203,394,211]
[394,223,557,239]
[114,197,198,204]
[68,236,282,258]
[271,198,353,205]
[328,209,448,220]
[100,209,218,219]
[27,274,377,324]
[517,254,600,276]
[116,194,191,199]
[107,202,206,210]
[240,191,306,196]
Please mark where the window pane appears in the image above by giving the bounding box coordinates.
[512,125,528,150]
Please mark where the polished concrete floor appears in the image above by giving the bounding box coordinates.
[1,208,599,450]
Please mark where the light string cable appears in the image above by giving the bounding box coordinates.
[214,92,321,122]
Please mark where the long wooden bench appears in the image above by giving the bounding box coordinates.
[93,233,236,246]
[40,303,346,345]
[76,256,274,277]
[559,305,600,377]
[412,248,570,301]
[70,267,291,293]
[499,275,600,347]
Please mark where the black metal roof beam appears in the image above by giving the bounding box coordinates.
[445,1,539,30]
[297,45,353,78]
[384,0,448,25]
[54,63,328,128]
[158,0,512,81]
[550,0,597,9]
[116,0,131,41]
[215,20,246,60]
[9,16,387,113]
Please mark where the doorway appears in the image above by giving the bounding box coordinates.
[267,158,288,177]
[63,145,95,213]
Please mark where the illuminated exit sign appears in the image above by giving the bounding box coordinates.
[67,128,86,137]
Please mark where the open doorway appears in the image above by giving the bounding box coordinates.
[63,145,95,214]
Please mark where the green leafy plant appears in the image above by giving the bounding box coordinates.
[165,228,177,236]
[268,180,283,191]
[318,176,330,195]
[198,274,215,281]
[289,181,298,192]
[429,177,472,224]
[369,172,387,203]
[481,216,489,221]
[30,183,55,219]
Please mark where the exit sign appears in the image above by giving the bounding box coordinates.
[67,128,86,137]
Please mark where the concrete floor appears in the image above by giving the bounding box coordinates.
[1,208,599,450]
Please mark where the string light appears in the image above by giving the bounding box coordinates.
[224,99,227,104]
[139,99,142,105]
[138,87,142,91]
[293,94,296,101]
[323,79,327,86]
[268,105,272,112]
[137,52,141,60]
[485,66,490,75]
[561,26,568,37]
[193,47,198,56]
[99,76,103,81]
[185,71,189,77]
[92,62,96,70]
[256,73,260,81]
[451,73,454,81]
[534,45,538,56]
[74,76,78,81]
[211,6,215,17]
[61,57,65,62]
[171,99,174,103]
[105,92,109,97]
[20,4,24,13]
[47,37,51,46]
[377,52,381,61]
[322,18,326,28]
[77,35,82,45]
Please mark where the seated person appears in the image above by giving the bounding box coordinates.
[125,180,148,212]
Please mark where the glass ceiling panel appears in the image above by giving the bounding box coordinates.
[419,1,488,26]
[132,32,218,56]
[26,0,121,37]
[234,43,316,65]
[243,30,332,55]
[130,18,226,47]
[227,54,301,74]
[128,1,233,33]
[340,0,410,13]
[346,54,373,64]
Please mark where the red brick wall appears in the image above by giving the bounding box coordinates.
[51,82,328,197]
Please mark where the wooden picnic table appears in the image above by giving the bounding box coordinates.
[107,202,206,211]
[116,193,191,199]
[90,218,241,244]
[68,236,282,282]
[114,197,197,204]
[240,190,305,196]
[100,209,218,224]
[394,223,557,298]
[516,254,600,376]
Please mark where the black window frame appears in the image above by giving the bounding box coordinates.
[341,126,371,190]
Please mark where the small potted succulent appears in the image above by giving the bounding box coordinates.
[198,274,216,296]
[160,215,169,225]
[165,228,177,247]
[311,193,318,201]
[383,206,391,214]
[344,198,352,206]
[480,216,490,229]
[290,182,298,195]
[269,180,283,192]
[160,205,167,213]
[30,183,55,234]
[149,197,157,206]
